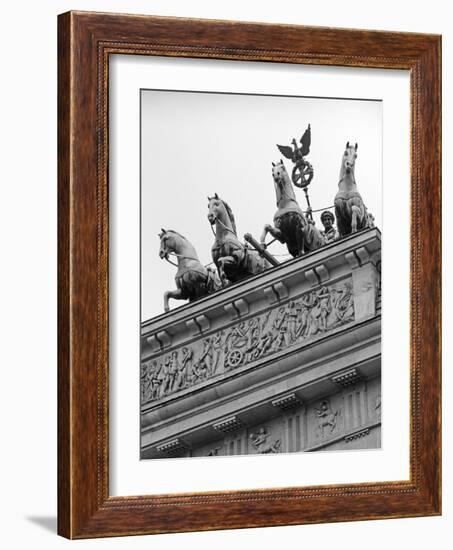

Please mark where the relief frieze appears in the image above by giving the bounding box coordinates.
[141,279,354,404]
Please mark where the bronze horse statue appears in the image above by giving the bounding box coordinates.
[207,194,270,285]
[334,142,372,236]
[158,229,221,312]
[260,160,324,257]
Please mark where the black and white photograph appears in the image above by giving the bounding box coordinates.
[1,0,446,545]
[140,90,382,459]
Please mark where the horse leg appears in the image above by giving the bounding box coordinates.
[216,262,227,286]
[164,288,183,312]
[217,256,236,286]
[302,223,314,254]
[206,269,222,293]
[260,224,284,245]
[360,205,368,230]
[351,205,360,233]
[335,202,349,237]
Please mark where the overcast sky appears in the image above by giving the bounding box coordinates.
[141,90,382,321]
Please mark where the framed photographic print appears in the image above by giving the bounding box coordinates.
[58,11,441,538]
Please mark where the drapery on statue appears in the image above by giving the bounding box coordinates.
[260,161,324,257]
[277,124,314,189]
[334,142,373,236]
[208,193,271,286]
[158,229,221,312]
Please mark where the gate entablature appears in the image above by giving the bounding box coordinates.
[141,228,381,407]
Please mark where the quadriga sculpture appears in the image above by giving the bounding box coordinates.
[207,194,270,285]
[158,229,221,312]
[334,142,372,236]
[260,160,324,257]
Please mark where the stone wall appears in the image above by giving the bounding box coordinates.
[141,229,381,459]
[161,375,381,457]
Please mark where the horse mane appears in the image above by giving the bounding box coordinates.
[281,164,291,183]
[165,229,187,241]
[220,199,237,235]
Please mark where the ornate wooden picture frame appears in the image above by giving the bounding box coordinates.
[58,11,441,539]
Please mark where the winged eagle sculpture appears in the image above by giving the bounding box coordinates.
[276,124,314,188]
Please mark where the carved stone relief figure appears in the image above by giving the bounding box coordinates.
[315,399,340,438]
[174,347,190,390]
[314,285,332,333]
[199,338,215,377]
[273,306,290,350]
[140,362,152,402]
[249,427,281,454]
[330,281,354,324]
[295,290,315,339]
[150,360,163,400]
[245,324,261,361]
[160,355,171,396]
[210,331,224,375]
[285,301,299,343]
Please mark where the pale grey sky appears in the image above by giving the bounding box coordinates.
[141,90,382,321]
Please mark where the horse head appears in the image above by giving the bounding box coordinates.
[271,159,297,208]
[207,193,237,235]
[340,141,358,180]
[271,160,290,190]
[158,228,185,259]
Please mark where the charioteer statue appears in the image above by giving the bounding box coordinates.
[320,210,339,243]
